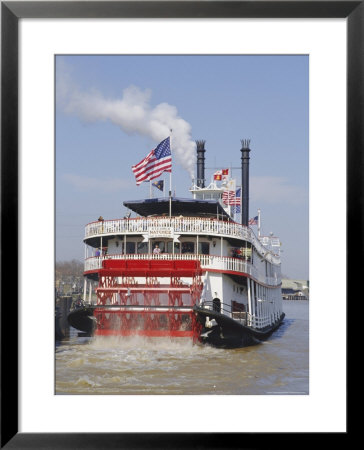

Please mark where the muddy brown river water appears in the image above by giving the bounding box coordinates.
[55,300,308,395]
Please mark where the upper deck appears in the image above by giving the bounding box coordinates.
[84,216,281,265]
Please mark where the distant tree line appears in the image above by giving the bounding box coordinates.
[56,259,83,279]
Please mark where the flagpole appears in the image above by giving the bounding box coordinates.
[258,208,261,237]
[240,187,242,225]
[169,172,172,216]
[169,130,172,218]
[230,163,233,220]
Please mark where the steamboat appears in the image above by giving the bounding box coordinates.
[68,139,284,348]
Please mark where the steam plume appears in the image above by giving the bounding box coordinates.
[57,61,196,178]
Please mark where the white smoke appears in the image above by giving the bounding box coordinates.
[57,61,196,178]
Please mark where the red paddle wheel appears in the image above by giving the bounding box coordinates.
[94,259,203,341]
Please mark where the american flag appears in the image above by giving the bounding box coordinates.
[132,137,172,185]
[231,188,241,213]
[222,188,241,206]
[248,216,258,225]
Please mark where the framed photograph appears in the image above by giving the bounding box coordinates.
[2,1,357,447]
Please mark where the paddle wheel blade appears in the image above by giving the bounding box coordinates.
[94,259,203,342]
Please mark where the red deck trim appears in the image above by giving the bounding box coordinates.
[93,308,194,314]
[204,269,282,288]
[96,286,191,293]
[84,267,281,288]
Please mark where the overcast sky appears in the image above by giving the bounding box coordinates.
[56,55,308,279]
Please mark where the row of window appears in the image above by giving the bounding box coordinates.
[93,241,266,265]
[100,241,210,256]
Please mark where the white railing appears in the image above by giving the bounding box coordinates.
[84,253,281,287]
[251,315,273,329]
[85,217,280,265]
[85,217,248,239]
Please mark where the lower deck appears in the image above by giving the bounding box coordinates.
[79,257,283,335]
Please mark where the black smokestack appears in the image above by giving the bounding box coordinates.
[240,139,251,226]
[196,140,206,188]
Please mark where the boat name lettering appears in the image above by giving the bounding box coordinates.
[149,227,174,238]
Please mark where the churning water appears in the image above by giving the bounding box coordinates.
[55,300,309,395]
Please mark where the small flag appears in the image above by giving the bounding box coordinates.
[132,137,172,185]
[248,216,258,225]
[222,169,230,183]
[214,170,222,181]
[152,180,164,191]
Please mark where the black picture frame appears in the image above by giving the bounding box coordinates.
[1,1,356,448]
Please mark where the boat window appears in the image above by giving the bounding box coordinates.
[212,298,221,313]
[241,246,252,260]
[181,241,194,254]
[152,241,167,253]
[125,242,136,254]
[166,241,180,253]
[198,242,209,255]
[137,242,148,254]
[230,247,242,258]
[232,301,245,312]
